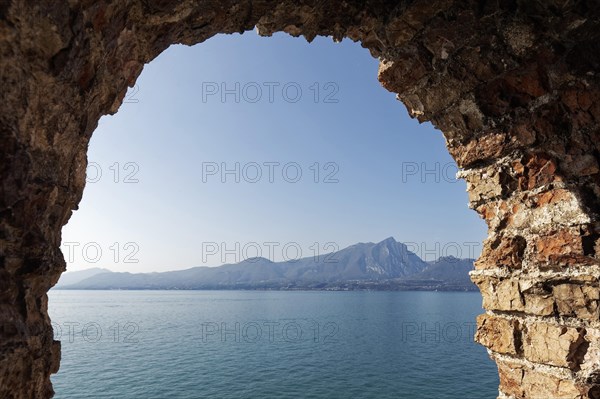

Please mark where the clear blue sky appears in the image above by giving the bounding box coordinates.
[61,32,486,272]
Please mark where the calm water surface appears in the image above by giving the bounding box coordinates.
[49,290,498,398]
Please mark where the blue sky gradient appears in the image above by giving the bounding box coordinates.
[61,32,486,272]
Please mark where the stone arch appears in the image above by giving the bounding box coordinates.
[1,1,599,398]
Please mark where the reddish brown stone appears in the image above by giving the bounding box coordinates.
[475,235,526,270]
[519,152,561,191]
[450,132,506,167]
[533,189,574,207]
[534,229,592,268]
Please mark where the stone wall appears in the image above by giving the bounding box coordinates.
[0,1,598,398]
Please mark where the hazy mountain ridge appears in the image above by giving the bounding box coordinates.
[54,267,112,288]
[56,238,476,291]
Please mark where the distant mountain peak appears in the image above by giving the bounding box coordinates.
[374,237,408,257]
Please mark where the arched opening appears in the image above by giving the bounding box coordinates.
[49,32,494,397]
[1,2,599,398]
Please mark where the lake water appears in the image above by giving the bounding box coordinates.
[48,290,499,398]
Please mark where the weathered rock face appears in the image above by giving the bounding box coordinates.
[0,0,598,398]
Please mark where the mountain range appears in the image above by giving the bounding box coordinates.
[55,237,477,291]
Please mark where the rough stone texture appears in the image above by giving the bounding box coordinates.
[497,359,586,399]
[0,0,599,398]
